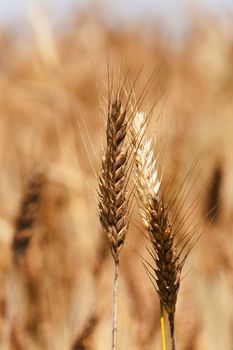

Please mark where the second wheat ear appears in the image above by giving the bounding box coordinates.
[132,112,193,350]
[98,92,131,350]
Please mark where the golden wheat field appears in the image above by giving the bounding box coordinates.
[1,5,233,350]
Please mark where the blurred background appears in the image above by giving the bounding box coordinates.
[1,1,233,349]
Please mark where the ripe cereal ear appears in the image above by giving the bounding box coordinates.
[131,111,200,350]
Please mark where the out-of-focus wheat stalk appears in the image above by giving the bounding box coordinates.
[131,112,192,350]
[98,86,130,349]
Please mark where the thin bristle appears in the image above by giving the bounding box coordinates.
[98,96,129,263]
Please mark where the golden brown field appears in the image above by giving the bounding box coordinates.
[1,9,233,350]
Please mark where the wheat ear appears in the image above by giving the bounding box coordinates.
[132,112,185,350]
[98,94,130,350]
[12,173,45,264]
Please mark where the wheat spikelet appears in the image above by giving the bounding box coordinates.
[132,112,187,349]
[131,112,161,225]
[98,96,129,263]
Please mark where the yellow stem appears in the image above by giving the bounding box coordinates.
[160,302,166,350]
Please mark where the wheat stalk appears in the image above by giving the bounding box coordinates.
[132,112,188,350]
[98,91,130,350]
